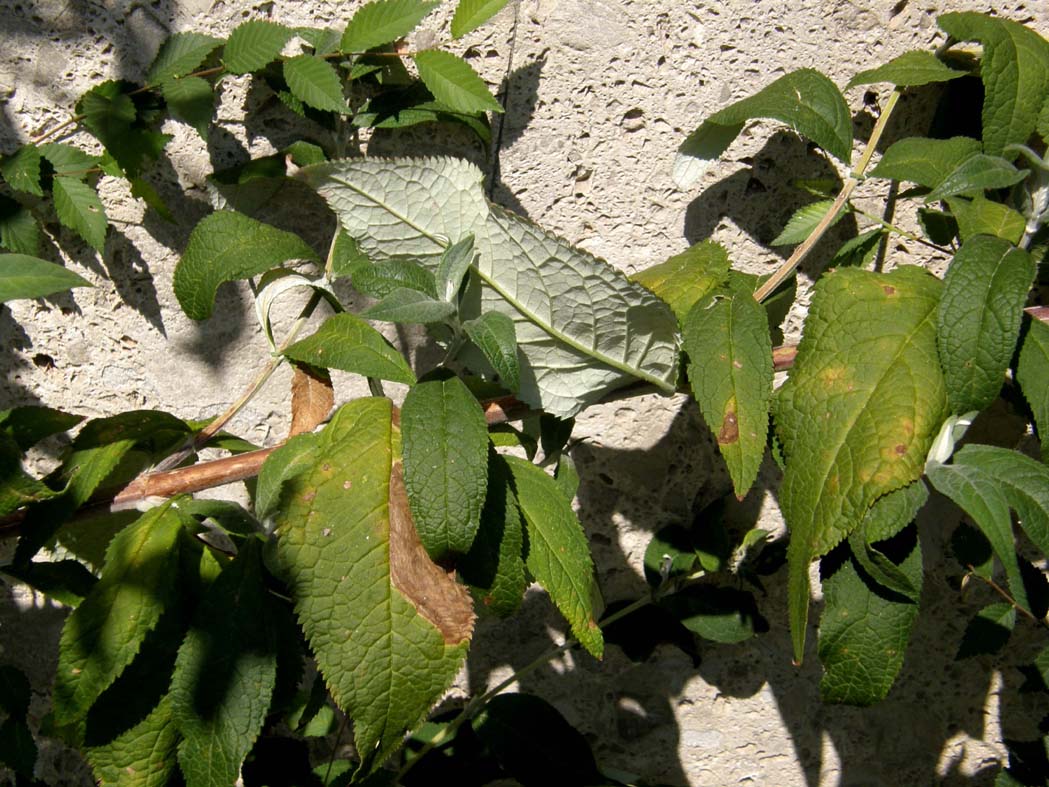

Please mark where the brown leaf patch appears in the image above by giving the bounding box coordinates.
[389,464,475,645]
[718,409,740,445]
[289,365,334,438]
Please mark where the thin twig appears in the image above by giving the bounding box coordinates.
[966,565,1049,630]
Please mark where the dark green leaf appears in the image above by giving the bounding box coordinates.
[401,374,489,559]
[161,76,215,138]
[629,240,730,323]
[340,0,439,53]
[347,257,436,298]
[39,143,100,179]
[76,81,170,177]
[412,50,502,114]
[223,20,293,74]
[2,559,98,608]
[147,32,223,83]
[643,524,699,588]
[353,87,492,144]
[660,585,766,644]
[463,311,520,392]
[918,207,960,245]
[283,313,415,384]
[52,177,107,252]
[829,228,884,268]
[1,145,43,196]
[939,13,1049,155]
[937,235,1035,414]
[86,693,180,787]
[674,69,852,188]
[435,234,475,302]
[1017,316,1049,462]
[0,197,40,255]
[284,55,349,114]
[925,155,1029,202]
[363,286,457,323]
[294,26,343,56]
[848,50,967,88]
[951,521,994,578]
[173,211,318,320]
[0,717,37,777]
[451,0,509,38]
[0,253,91,303]
[946,197,1026,244]
[869,136,982,188]
[956,602,1016,658]
[771,200,846,246]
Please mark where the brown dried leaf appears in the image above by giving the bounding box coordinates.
[289,364,334,438]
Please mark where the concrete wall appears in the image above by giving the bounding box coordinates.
[1,1,1046,785]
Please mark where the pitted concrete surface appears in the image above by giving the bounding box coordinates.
[1,1,1046,785]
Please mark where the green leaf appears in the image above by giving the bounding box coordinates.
[76,81,171,177]
[775,266,947,663]
[946,196,1026,244]
[353,85,492,144]
[684,287,772,499]
[39,143,99,179]
[925,155,1029,203]
[938,13,1049,155]
[435,234,475,302]
[299,157,679,417]
[283,55,349,114]
[52,176,108,252]
[1,145,43,196]
[2,559,98,608]
[459,452,526,616]
[269,399,474,774]
[347,257,437,298]
[0,436,61,516]
[771,199,846,247]
[818,531,922,706]
[86,693,180,787]
[829,229,884,269]
[283,313,415,384]
[363,286,457,323]
[957,602,1016,659]
[463,311,520,392]
[643,524,699,588]
[412,50,502,114]
[674,69,852,189]
[340,0,439,53]
[284,140,327,166]
[503,455,603,657]
[0,253,91,303]
[859,479,929,545]
[52,502,185,725]
[147,32,223,83]
[223,20,293,74]
[918,207,960,245]
[161,76,215,138]
[848,50,967,88]
[660,585,766,644]
[254,430,321,522]
[0,197,40,255]
[629,240,730,323]
[172,539,279,787]
[451,0,510,38]
[937,235,1034,414]
[402,375,489,559]
[868,136,982,188]
[1017,317,1049,462]
[173,211,318,320]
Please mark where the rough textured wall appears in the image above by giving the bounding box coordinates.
[1,1,1046,785]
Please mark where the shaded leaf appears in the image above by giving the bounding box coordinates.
[76,81,171,177]
[771,200,846,246]
[341,0,439,53]
[0,405,80,450]
[173,211,318,320]
[629,240,729,323]
[937,235,1034,414]
[52,176,107,252]
[0,197,40,255]
[829,228,883,268]
[413,50,502,114]
[869,136,982,188]
[1017,316,1049,462]
[0,717,36,777]
[224,20,293,74]
[39,143,100,179]
[918,207,960,245]
[451,0,510,38]
[86,694,180,787]
[289,365,334,437]
[660,585,767,644]
[283,313,415,384]
[161,76,215,138]
[775,266,947,663]
[352,84,492,144]
[284,55,349,114]
[148,32,223,83]
[1,145,43,196]
[0,253,91,303]
[463,311,520,392]
[848,49,967,88]
[956,602,1016,658]
[946,196,1026,244]
[643,524,699,588]
[2,559,98,608]
[364,286,457,323]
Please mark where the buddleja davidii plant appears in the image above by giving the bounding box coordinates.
[0,0,508,304]
[667,8,1049,743]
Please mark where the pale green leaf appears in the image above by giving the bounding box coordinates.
[818,529,922,705]
[53,176,107,252]
[771,200,846,247]
[0,198,40,255]
[463,310,520,392]
[412,50,502,114]
[161,77,215,139]
[341,0,439,52]
[173,211,318,320]
[364,287,457,323]
[674,69,852,189]
[299,157,679,417]
[270,399,474,773]
[86,694,180,787]
[629,240,730,323]
[147,32,223,83]
[451,0,510,38]
[39,143,101,179]
[775,266,947,663]
[1,145,42,196]
[347,257,437,298]
[684,287,772,499]
[53,502,184,725]
[503,455,603,657]
[847,50,966,88]
[937,235,1034,414]
[223,20,293,74]
[0,253,91,304]
[402,375,488,559]
[172,539,278,787]
[283,312,415,384]
[925,154,1028,202]
[284,55,349,114]
[946,196,1026,244]
[435,234,475,302]
[939,12,1049,155]
[1017,317,1049,462]
[868,137,982,187]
